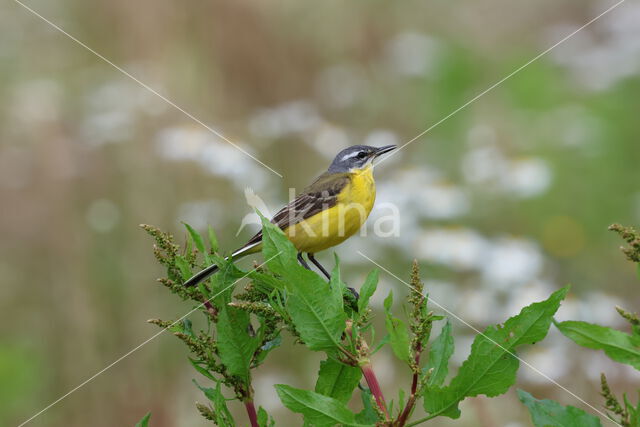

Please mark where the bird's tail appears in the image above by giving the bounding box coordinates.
[183,241,261,288]
[183,262,220,287]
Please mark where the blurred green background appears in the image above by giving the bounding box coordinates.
[1,0,639,426]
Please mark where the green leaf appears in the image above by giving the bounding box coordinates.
[174,255,192,281]
[257,407,274,427]
[315,358,362,404]
[208,225,218,253]
[184,223,212,264]
[358,270,379,313]
[259,213,298,277]
[275,384,369,427]
[355,389,379,424]
[260,216,346,351]
[555,320,640,370]
[193,380,235,426]
[425,320,454,387]
[208,257,246,304]
[517,389,602,427]
[216,306,260,380]
[188,357,215,381]
[383,291,411,363]
[424,286,569,419]
[255,333,282,365]
[134,412,151,427]
[169,318,195,337]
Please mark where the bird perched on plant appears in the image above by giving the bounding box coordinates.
[184,144,397,287]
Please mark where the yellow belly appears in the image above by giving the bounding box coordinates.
[284,167,376,253]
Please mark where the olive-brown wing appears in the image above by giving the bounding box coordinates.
[238,172,351,251]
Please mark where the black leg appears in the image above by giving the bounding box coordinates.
[308,253,331,280]
[297,252,311,270]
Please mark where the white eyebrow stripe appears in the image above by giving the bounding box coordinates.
[341,151,361,161]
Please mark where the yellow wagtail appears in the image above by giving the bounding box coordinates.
[184,144,396,287]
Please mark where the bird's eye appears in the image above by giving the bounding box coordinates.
[356,151,367,159]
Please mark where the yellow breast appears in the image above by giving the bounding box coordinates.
[286,166,376,253]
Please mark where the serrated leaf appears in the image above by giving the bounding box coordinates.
[315,358,362,404]
[383,291,411,363]
[555,320,640,370]
[518,389,602,427]
[134,412,151,427]
[259,213,298,277]
[358,270,378,313]
[275,385,370,427]
[424,286,569,419]
[425,320,454,387]
[260,216,346,351]
[184,223,212,264]
[216,307,260,381]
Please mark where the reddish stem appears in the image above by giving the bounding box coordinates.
[203,300,218,318]
[244,400,259,427]
[397,344,423,426]
[410,344,422,395]
[361,363,390,420]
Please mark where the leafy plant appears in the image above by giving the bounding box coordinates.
[141,218,571,426]
[519,223,640,427]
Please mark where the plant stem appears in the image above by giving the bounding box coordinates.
[361,363,390,420]
[396,345,422,426]
[244,400,259,427]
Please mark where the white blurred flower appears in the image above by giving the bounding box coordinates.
[462,144,509,185]
[86,79,166,116]
[309,124,351,159]
[155,126,271,191]
[248,100,322,139]
[379,167,468,222]
[548,2,640,91]
[82,110,133,146]
[418,184,470,219]
[500,158,552,198]
[482,238,543,288]
[364,129,400,150]
[82,80,167,146]
[423,279,458,312]
[458,287,499,324]
[579,291,624,326]
[519,343,570,384]
[504,280,556,317]
[463,126,552,198]
[415,228,489,271]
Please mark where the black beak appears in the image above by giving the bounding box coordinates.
[374,145,397,158]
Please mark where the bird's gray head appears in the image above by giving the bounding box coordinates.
[327,144,397,173]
